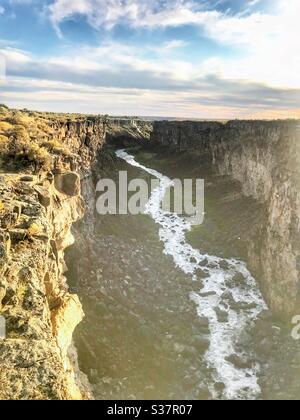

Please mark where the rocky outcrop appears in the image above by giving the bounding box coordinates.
[47,117,106,174]
[0,116,109,400]
[0,171,90,399]
[151,120,300,319]
[106,118,153,146]
[0,111,154,400]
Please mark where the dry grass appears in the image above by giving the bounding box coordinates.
[0,134,9,143]
[0,135,9,154]
[0,121,13,133]
[0,105,74,170]
[0,200,5,213]
[0,105,106,170]
[27,222,43,237]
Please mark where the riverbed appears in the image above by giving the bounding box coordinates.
[66,146,300,400]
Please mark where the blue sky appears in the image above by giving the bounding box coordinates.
[0,0,299,118]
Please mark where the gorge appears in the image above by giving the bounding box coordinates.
[0,109,299,400]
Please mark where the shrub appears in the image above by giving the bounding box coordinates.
[5,129,52,169]
[12,125,30,143]
[0,106,9,117]
[0,135,8,142]
[10,112,34,128]
[26,144,51,167]
[43,139,71,157]
[37,119,52,133]
[0,121,13,133]
[0,135,9,154]
[43,139,62,150]
[27,223,43,237]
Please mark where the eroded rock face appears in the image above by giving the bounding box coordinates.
[0,114,107,399]
[0,171,92,400]
[106,118,153,146]
[48,117,106,174]
[0,113,152,400]
[54,172,81,197]
[151,120,300,319]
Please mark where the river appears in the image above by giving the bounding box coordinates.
[67,146,300,400]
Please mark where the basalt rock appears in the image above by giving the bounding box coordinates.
[0,171,92,400]
[0,113,151,399]
[151,120,300,319]
[54,172,80,197]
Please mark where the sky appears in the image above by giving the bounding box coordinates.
[0,0,299,118]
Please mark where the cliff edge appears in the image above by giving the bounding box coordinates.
[0,108,107,400]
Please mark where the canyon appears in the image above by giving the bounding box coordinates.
[0,112,299,399]
[150,120,300,319]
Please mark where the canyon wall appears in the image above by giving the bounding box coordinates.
[1,112,299,399]
[105,118,153,146]
[151,120,300,319]
[0,117,107,399]
[0,114,153,399]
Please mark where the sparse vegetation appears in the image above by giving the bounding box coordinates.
[0,105,9,118]
[0,104,107,172]
[42,139,71,157]
[27,222,43,237]
[0,121,13,133]
[0,200,5,213]
[0,105,79,170]
[0,135,9,154]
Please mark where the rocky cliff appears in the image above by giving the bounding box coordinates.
[151,120,300,319]
[0,109,154,399]
[105,118,153,146]
[1,108,299,399]
[0,115,108,400]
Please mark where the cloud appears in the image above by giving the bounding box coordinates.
[9,0,41,4]
[3,75,299,119]
[45,0,279,41]
[2,0,299,118]
[0,42,199,90]
[47,0,221,34]
[199,0,300,89]
[45,0,300,89]
[0,5,5,14]
[1,41,300,118]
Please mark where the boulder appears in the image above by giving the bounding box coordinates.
[34,185,51,208]
[195,268,209,279]
[215,308,229,323]
[54,172,80,197]
[219,260,230,270]
[225,354,253,370]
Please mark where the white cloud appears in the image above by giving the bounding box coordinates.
[2,39,300,118]
[47,0,220,33]
[1,47,32,64]
[2,0,300,117]
[1,76,279,119]
[0,5,5,14]
[0,42,199,88]
[199,0,300,89]
[45,0,300,90]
